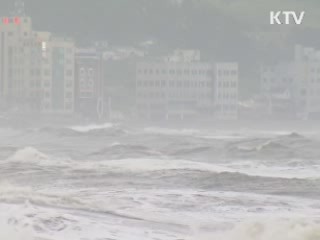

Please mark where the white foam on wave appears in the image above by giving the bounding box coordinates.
[87,158,320,180]
[5,147,320,180]
[0,201,185,240]
[1,199,319,240]
[69,122,114,133]
[194,218,320,240]
[0,203,34,240]
[0,221,33,240]
[7,147,48,163]
[144,127,200,136]
[222,161,320,180]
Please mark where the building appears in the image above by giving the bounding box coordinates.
[213,63,239,119]
[36,32,75,114]
[75,48,104,118]
[136,50,239,120]
[294,45,320,119]
[0,2,76,114]
[260,63,296,117]
[102,46,145,119]
[0,13,41,110]
[260,45,320,119]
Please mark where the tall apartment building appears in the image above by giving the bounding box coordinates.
[0,15,41,110]
[37,32,75,114]
[136,50,239,120]
[0,3,76,114]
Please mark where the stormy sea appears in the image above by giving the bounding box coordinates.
[1,122,320,240]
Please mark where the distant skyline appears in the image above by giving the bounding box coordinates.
[1,0,320,97]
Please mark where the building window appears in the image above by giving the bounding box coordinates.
[66,92,73,99]
[66,69,73,77]
[44,69,50,76]
[44,81,50,87]
[66,48,73,54]
[66,81,73,87]
[65,103,73,110]
[88,68,94,77]
[80,68,85,76]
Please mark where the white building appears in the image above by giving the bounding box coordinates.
[75,48,104,118]
[260,63,296,117]
[0,15,41,110]
[213,63,239,119]
[294,45,320,119]
[260,45,320,119]
[37,32,75,114]
[136,50,239,120]
[0,3,76,114]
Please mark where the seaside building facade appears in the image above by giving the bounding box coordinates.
[75,48,104,118]
[136,50,239,120]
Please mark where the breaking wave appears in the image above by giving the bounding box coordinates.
[8,147,49,163]
[69,122,114,132]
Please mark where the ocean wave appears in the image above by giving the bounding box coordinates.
[6,147,49,164]
[5,147,320,181]
[88,158,320,180]
[195,219,320,240]
[69,123,114,133]
[35,123,128,137]
[226,132,320,160]
[144,127,200,136]
[90,143,163,159]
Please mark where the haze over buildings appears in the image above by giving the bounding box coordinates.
[0,1,319,121]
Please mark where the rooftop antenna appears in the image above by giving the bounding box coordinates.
[12,1,26,16]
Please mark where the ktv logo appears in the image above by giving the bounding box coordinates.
[270,11,305,25]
